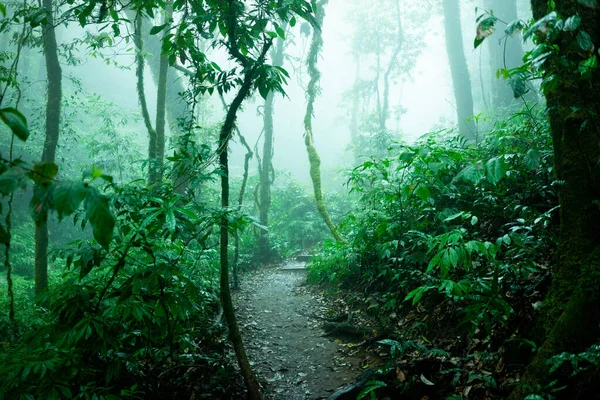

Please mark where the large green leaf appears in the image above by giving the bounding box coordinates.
[577,0,598,9]
[455,161,485,184]
[53,181,88,219]
[28,162,59,186]
[485,157,508,184]
[0,167,26,195]
[85,188,115,250]
[0,107,30,141]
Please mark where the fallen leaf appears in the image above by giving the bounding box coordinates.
[420,374,435,386]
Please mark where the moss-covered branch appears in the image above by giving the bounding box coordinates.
[303,0,346,244]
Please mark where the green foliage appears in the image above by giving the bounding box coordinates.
[309,108,556,336]
[0,179,236,399]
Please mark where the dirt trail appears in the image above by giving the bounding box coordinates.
[234,261,363,399]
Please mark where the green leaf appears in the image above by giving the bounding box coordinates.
[53,181,87,219]
[415,184,431,202]
[357,380,387,400]
[28,162,59,186]
[0,2,6,17]
[524,148,542,170]
[579,55,598,76]
[149,23,168,35]
[505,20,526,36]
[524,12,558,41]
[266,30,278,39]
[0,167,26,195]
[84,188,115,250]
[509,75,527,98]
[455,161,485,184]
[289,16,297,27]
[563,15,581,32]
[576,30,595,54]
[577,0,598,9]
[486,157,508,184]
[0,107,30,141]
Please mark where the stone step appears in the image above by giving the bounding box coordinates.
[280,261,307,272]
[295,254,313,262]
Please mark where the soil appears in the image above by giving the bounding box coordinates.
[234,260,366,399]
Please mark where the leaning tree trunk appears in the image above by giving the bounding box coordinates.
[257,24,286,263]
[442,0,477,142]
[35,0,62,296]
[484,0,527,107]
[509,2,600,399]
[303,0,345,244]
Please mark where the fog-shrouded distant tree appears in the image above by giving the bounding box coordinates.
[343,0,427,160]
[34,0,62,297]
[257,22,287,264]
[442,0,477,141]
[133,7,170,185]
[484,0,527,108]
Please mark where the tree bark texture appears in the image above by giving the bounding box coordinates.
[442,0,477,141]
[35,0,62,296]
[509,2,600,398]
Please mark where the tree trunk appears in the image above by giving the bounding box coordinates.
[509,2,600,398]
[153,6,171,183]
[133,15,159,184]
[484,0,527,107]
[303,0,346,244]
[442,0,477,141]
[257,24,287,264]
[35,0,62,296]
[219,66,263,400]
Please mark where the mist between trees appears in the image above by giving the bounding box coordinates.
[1,0,599,399]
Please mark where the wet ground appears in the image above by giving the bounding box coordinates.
[234,261,364,399]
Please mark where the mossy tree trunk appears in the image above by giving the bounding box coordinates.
[303,0,345,244]
[509,2,600,398]
[442,0,477,141]
[257,23,287,264]
[35,0,62,296]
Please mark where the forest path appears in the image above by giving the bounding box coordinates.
[235,261,364,399]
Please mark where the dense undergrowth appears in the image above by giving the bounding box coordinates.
[305,109,599,399]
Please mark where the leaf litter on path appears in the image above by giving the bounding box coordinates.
[234,263,366,399]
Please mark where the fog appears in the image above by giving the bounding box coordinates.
[10,0,532,188]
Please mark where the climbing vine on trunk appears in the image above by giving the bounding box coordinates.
[303,0,346,244]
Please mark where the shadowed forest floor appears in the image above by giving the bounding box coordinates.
[234,261,366,399]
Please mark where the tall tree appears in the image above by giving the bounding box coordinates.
[257,22,287,263]
[34,0,62,296]
[442,0,477,141]
[153,5,171,183]
[133,15,159,184]
[484,0,527,107]
[303,0,345,244]
[508,2,600,398]
[134,8,170,185]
